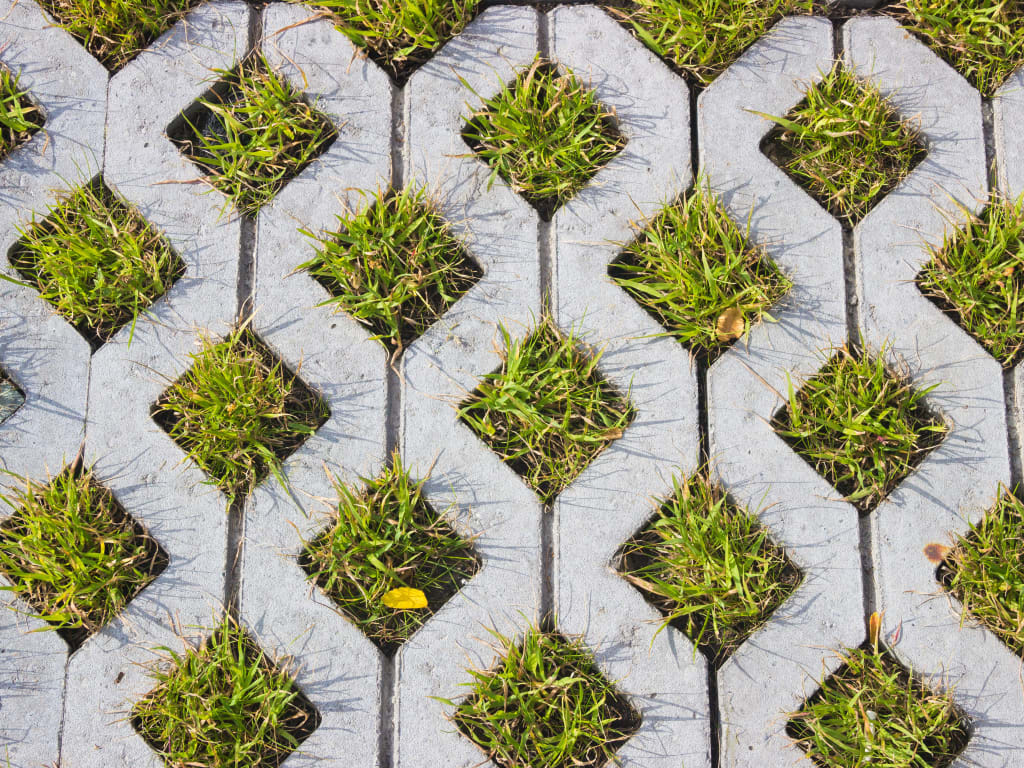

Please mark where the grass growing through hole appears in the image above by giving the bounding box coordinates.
[619,473,801,665]
[917,196,1024,368]
[133,617,320,767]
[761,65,926,226]
[772,345,947,513]
[152,327,328,504]
[787,645,970,768]
[446,627,641,768]
[462,59,626,219]
[606,0,815,86]
[305,0,482,80]
[0,466,165,646]
[609,183,792,361]
[8,180,183,347]
[0,372,24,424]
[941,490,1024,657]
[0,66,43,158]
[458,319,634,504]
[35,0,199,70]
[173,54,337,216]
[299,453,479,654]
[896,0,1024,97]
[298,187,482,354]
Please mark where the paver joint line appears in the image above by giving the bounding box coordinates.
[0,1,1022,767]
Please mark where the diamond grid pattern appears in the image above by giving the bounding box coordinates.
[0,2,1021,768]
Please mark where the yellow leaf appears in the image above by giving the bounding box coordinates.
[382,587,428,610]
[868,611,882,653]
[715,307,744,341]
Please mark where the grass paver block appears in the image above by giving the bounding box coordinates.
[941,490,1024,658]
[606,0,815,86]
[788,646,970,768]
[0,65,43,158]
[170,54,337,216]
[449,628,641,768]
[619,473,800,665]
[300,186,482,354]
[300,454,479,654]
[304,0,482,81]
[133,618,320,767]
[772,346,947,513]
[609,182,791,362]
[0,466,166,648]
[917,196,1024,367]
[761,65,927,227]
[9,178,184,349]
[152,327,329,504]
[458,319,634,504]
[463,59,626,220]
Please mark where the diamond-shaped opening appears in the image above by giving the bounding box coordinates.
[0,64,43,160]
[168,54,338,216]
[606,0,815,87]
[453,627,641,768]
[35,0,201,72]
[616,472,801,667]
[132,618,321,767]
[787,643,971,768]
[760,63,927,228]
[608,183,792,365]
[318,0,483,84]
[462,59,627,221]
[916,196,1024,368]
[771,345,947,514]
[0,368,25,425]
[0,462,168,651]
[300,185,482,355]
[8,175,185,351]
[937,489,1024,659]
[151,327,329,504]
[458,318,635,504]
[298,452,479,656]
[890,1,1024,97]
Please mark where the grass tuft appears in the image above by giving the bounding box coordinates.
[787,645,970,768]
[609,182,792,361]
[917,195,1024,368]
[152,327,329,504]
[9,179,184,348]
[619,472,800,665]
[607,0,815,86]
[448,627,640,768]
[895,0,1024,97]
[171,54,337,216]
[302,0,482,81]
[941,489,1024,658]
[299,453,479,654]
[299,186,482,354]
[133,616,320,767]
[458,318,634,504]
[761,64,926,226]
[772,345,947,513]
[0,66,43,158]
[463,58,626,220]
[36,0,200,70]
[0,465,166,648]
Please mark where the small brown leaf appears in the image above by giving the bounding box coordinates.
[923,542,949,563]
[715,307,744,341]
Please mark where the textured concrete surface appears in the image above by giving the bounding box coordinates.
[0,1,1023,767]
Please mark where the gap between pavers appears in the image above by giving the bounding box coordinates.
[549,7,710,767]
[699,16,865,768]
[0,1,104,764]
[61,3,246,765]
[241,5,391,765]
[849,17,1022,766]
[396,7,545,767]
